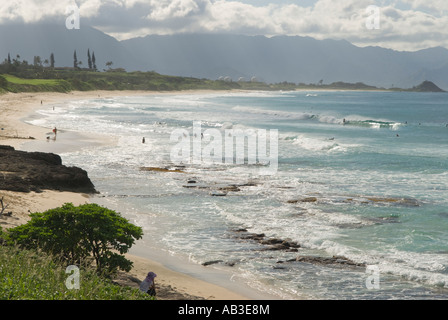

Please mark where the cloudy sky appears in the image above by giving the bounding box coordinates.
[1,0,447,51]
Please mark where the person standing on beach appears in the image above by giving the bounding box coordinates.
[139,272,157,296]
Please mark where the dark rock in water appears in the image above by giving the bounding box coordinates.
[202,260,224,266]
[287,197,318,204]
[218,185,241,192]
[140,166,185,173]
[240,233,266,241]
[237,182,258,187]
[263,243,298,252]
[273,265,287,270]
[365,197,420,207]
[302,197,318,202]
[281,240,301,249]
[260,238,284,245]
[202,259,238,267]
[232,229,301,252]
[285,255,365,268]
[210,191,227,196]
[0,145,96,193]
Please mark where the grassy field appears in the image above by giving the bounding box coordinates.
[0,69,247,93]
[0,245,152,300]
[0,73,72,93]
[3,74,61,85]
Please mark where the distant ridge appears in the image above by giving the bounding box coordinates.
[1,24,448,90]
[409,80,445,92]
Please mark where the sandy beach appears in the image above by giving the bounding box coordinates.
[0,90,278,300]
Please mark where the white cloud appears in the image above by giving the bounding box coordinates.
[147,0,203,21]
[0,0,447,51]
[0,0,71,23]
[399,0,448,15]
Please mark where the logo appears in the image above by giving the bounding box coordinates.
[170,121,278,175]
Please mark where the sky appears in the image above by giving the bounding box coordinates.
[1,0,447,51]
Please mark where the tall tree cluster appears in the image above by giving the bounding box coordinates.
[1,49,98,72]
[72,48,97,70]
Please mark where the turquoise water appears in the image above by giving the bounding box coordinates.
[30,90,448,299]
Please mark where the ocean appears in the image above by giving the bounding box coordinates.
[28,90,448,299]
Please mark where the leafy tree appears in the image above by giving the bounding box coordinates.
[8,203,143,275]
[105,61,113,70]
[33,56,42,67]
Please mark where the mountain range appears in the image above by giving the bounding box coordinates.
[1,23,448,90]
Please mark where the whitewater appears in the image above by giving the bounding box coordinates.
[28,90,448,299]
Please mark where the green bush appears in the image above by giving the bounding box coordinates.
[8,203,143,275]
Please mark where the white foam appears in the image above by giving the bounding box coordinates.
[34,91,448,298]
[232,105,314,120]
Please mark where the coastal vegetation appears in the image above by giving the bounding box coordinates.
[0,242,151,300]
[0,204,151,300]
[7,203,143,275]
[0,52,445,94]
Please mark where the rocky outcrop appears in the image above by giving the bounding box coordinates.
[286,195,420,207]
[287,197,318,204]
[0,145,96,193]
[232,228,301,252]
[182,180,258,197]
[277,255,366,268]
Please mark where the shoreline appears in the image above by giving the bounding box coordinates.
[0,89,283,300]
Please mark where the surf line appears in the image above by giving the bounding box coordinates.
[170,121,278,175]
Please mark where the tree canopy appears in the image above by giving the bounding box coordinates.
[8,203,143,275]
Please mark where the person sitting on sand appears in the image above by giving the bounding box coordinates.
[139,272,157,296]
